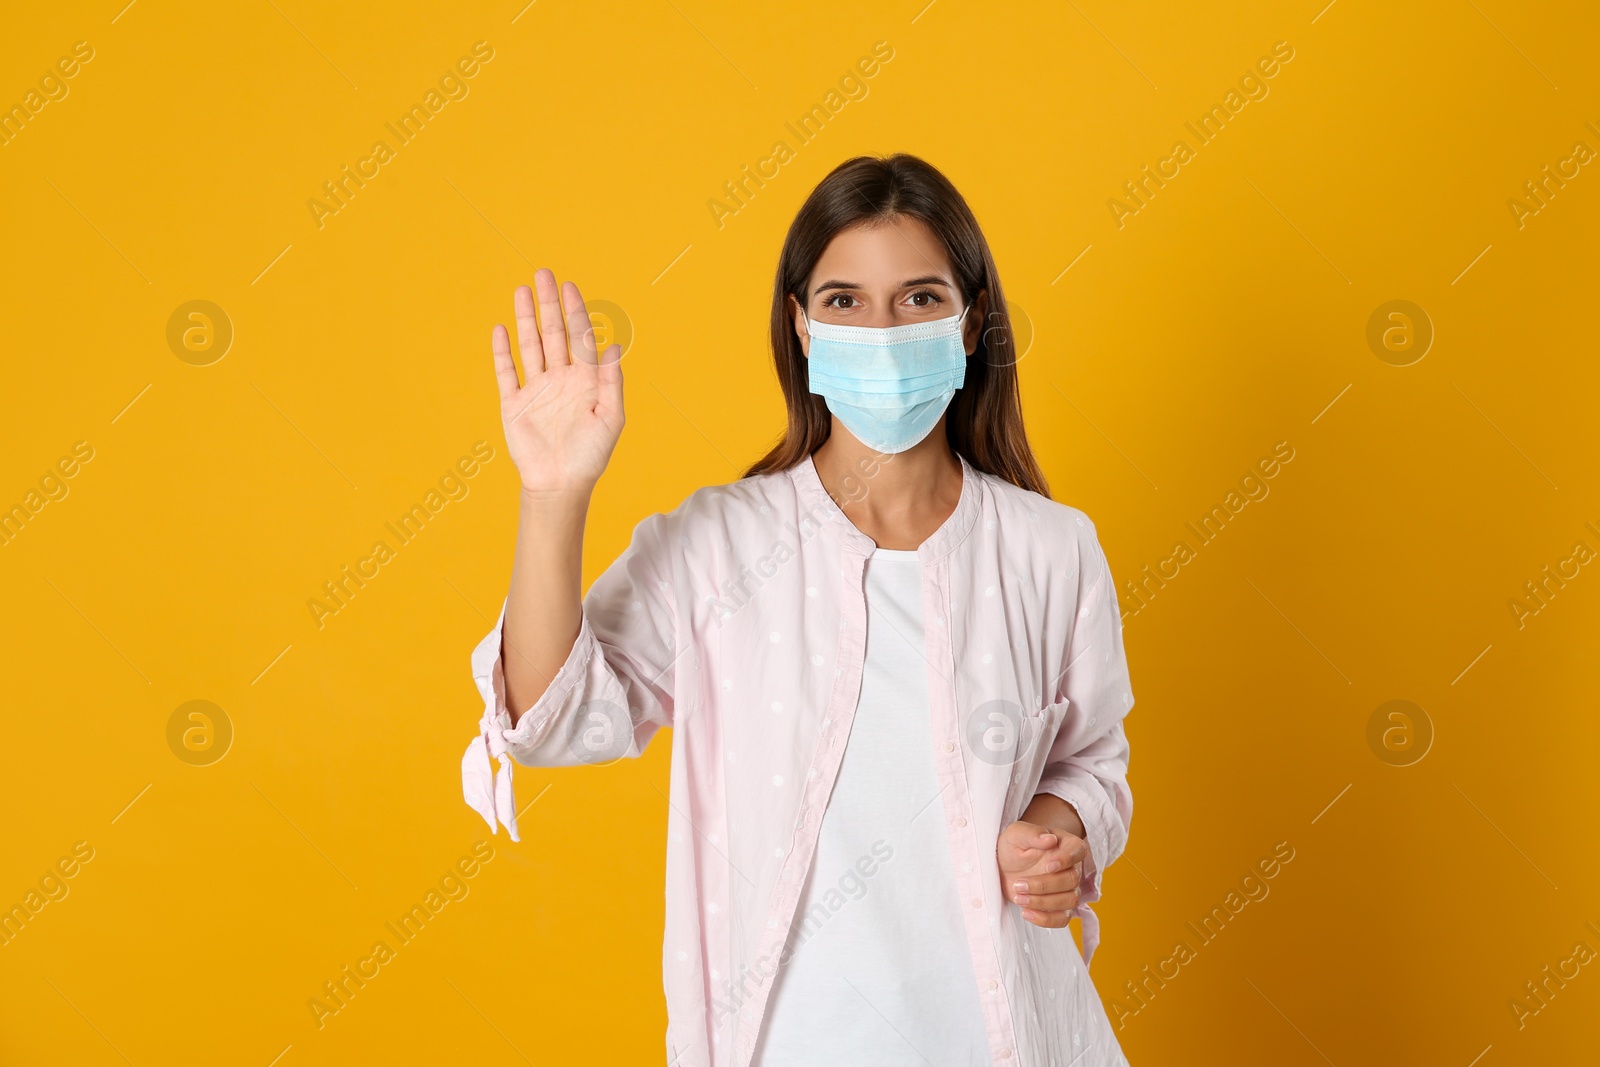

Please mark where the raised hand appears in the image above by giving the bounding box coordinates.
[491,269,624,497]
[997,819,1087,929]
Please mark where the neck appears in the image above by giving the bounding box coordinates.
[812,421,963,550]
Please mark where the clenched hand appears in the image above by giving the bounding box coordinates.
[997,818,1087,929]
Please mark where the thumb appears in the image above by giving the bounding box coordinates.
[1001,819,1058,853]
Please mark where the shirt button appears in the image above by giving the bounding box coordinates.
[955,817,967,828]
[971,897,983,909]
[987,980,998,991]
[942,741,955,752]
[999,1050,1012,1059]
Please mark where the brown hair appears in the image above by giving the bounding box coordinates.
[743,153,1050,498]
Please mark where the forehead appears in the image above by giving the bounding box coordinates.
[808,215,955,287]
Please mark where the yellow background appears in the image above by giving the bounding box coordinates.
[3,0,1597,1063]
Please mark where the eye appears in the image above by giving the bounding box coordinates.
[823,293,859,309]
[906,289,944,308]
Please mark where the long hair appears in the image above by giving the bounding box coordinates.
[743,153,1050,498]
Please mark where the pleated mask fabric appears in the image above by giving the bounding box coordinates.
[802,305,971,453]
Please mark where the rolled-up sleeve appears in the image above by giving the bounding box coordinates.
[1033,529,1134,966]
[462,509,683,842]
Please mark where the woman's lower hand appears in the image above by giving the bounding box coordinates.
[997,818,1087,929]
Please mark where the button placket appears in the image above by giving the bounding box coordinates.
[745,547,872,1054]
[932,550,1023,1061]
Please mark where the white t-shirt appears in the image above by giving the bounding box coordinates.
[752,547,992,1066]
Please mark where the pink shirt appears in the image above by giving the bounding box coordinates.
[461,452,1135,1066]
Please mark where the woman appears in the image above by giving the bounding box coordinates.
[462,154,1135,1066]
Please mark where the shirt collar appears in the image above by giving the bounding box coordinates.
[789,449,981,563]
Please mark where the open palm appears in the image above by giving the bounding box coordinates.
[491,270,624,495]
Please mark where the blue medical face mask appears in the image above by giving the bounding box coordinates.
[802,303,972,454]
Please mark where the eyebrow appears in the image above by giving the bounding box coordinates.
[811,275,953,297]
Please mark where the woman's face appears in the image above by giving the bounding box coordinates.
[790,215,987,358]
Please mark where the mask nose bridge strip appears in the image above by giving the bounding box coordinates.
[800,305,969,346]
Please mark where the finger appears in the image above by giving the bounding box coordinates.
[1038,838,1088,873]
[596,343,624,422]
[513,284,544,376]
[1020,907,1070,929]
[1008,868,1080,899]
[998,822,1056,854]
[1004,847,1082,879]
[491,324,520,400]
[561,280,600,367]
[1012,889,1080,912]
[534,269,569,367]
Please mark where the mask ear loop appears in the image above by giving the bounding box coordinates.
[955,302,976,363]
